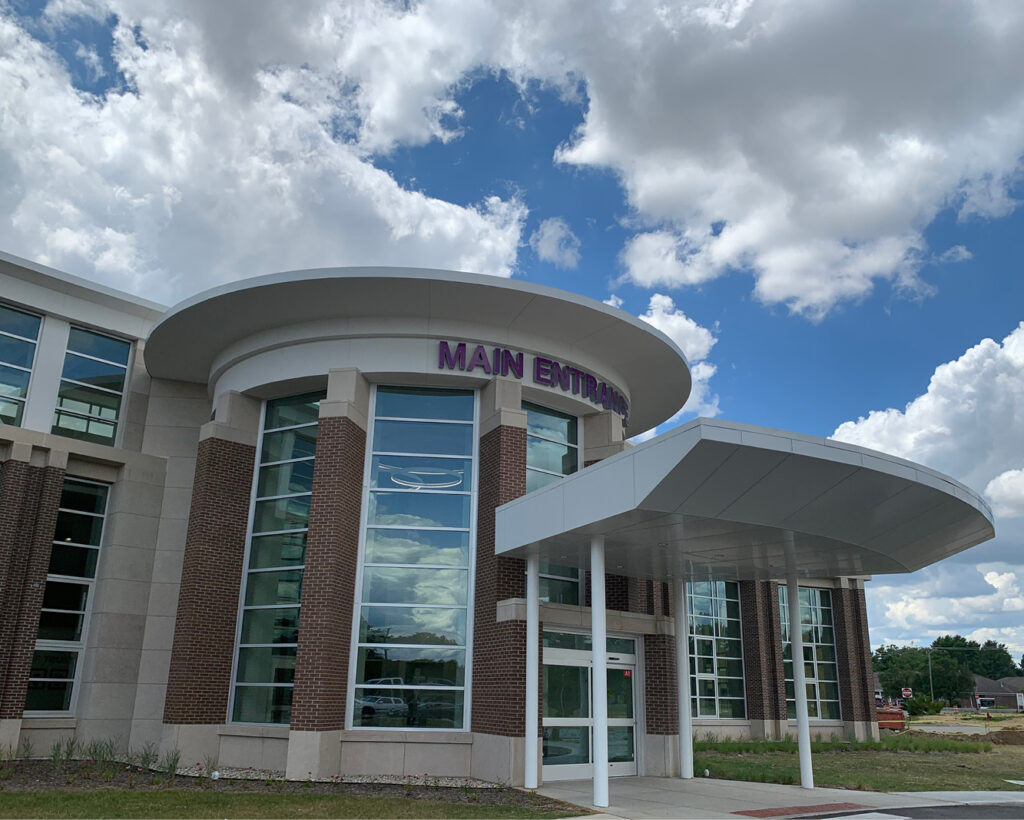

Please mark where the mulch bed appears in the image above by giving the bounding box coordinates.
[0,760,579,813]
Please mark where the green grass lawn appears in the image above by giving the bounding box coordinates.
[694,735,1024,792]
[0,791,580,819]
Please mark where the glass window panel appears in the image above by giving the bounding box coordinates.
[723,581,739,599]
[698,698,717,716]
[375,387,473,422]
[370,455,471,492]
[820,700,841,720]
[817,626,834,645]
[265,393,324,430]
[819,682,840,701]
[55,382,121,418]
[52,410,116,445]
[690,581,712,597]
[0,304,41,339]
[607,668,633,719]
[25,680,73,712]
[367,491,469,529]
[607,637,635,654]
[718,678,744,699]
[261,426,317,463]
[523,402,578,446]
[719,698,745,718]
[526,468,563,493]
[240,607,300,645]
[66,328,130,365]
[60,481,107,515]
[357,647,465,687]
[372,419,473,456]
[232,685,292,725]
[818,662,838,681]
[540,577,579,605]
[236,647,296,683]
[697,679,715,698]
[248,532,307,569]
[540,563,579,579]
[48,544,99,578]
[359,606,466,646]
[718,620,741,639]
[244,570,303,606]
[785,680,795,699]
[42,581,88,612]
[692,617,715,636]
[38,611,83,641]
[696,656,714,675]
[608,726,634,763]
[252,495,311,533]
[716,639,742,658]
[543,726,589,766]
[691,597,714,618]
[696,639,714,657]
[0,397,22,425]
[362,567,467,605]
[543,632,589,651]
[364,528,468,567]
[30,650,77,679]
[257,460,314,497]
[717,658,744,679]
[725,599,740,620]
[61,354,125,392]
[0,335,35,369]
[0,363,30,398]
[353,688,464,729]
[525,437,576,475]
[816,644,836,663]
[818,589,831,607]
[54,510,104,547]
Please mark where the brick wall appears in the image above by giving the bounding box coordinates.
[583,573,630,611]
[833,585,877,723]
[0,459,65,718]
[739,580,787,722]
[472,424,528,736]
[644,633,678,734]
[291,417,365,731]
[164,437,255,724]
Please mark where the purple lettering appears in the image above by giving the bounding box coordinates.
[534,356,553,386]
[569,367,581,395]
[550,361,571,392]
[502,349,524,379]
[492,347,501,374]
[584,373,598,401]
[597,382,608,408]
[439,341,467,370]
[467,344,492,374]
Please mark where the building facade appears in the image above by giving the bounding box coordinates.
[0,251,958,783]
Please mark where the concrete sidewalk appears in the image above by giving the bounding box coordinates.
[537,777,1024,819]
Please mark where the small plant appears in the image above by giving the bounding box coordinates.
[60,736,79,763]
[202,752,219,777]
[84,738,118,767]
[101,767,114,781]
[159,746,181,777]
[136,742,158,771]
[18,736,34,760]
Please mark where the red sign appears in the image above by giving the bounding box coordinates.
[623,670,632,678]
[902,687,913,698]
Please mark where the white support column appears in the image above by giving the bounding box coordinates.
[525,553,540,789]
[673,578,694,779]
[787,565,814,789]
[590,535,609,808]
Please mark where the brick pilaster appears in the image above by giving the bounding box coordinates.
[0,459,65,717]
[833,585,876,723]
[739,580,787,722]
[290,417,365,730]
[644,633,678,734]
[164,437,255,723]
[472,424,527,736]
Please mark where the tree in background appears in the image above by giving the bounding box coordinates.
[873,644,974,705]
[975,640,1019,680]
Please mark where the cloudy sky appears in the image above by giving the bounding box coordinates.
[2,0,1023,656]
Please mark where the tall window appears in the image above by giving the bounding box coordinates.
[352,386,475,730]
[779,586,840,720]
[524,402,581,604]
[26,479,108,713]
[0,303,41,427]
[232,393,323,724]
[52,327,131,446]
[688,581,745,718]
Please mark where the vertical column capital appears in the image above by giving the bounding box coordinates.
[583,410,625,464]
[480,377,526,437]
[200,391,261,446]
[319,368,370,429]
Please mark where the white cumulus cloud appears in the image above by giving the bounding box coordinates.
[987,469,1024,518]
[529,217,581,269]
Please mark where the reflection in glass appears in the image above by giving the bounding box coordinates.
[233,685,292,724]
[373,420,473,456]
[608,727,635,763]
[544,665,589,718]
[249,532,307,569]
[370,455,471,491]
[353,688,464,729]
[244,570,302,606]
[261,427,317,463]
[265,393,322,429]
[359,606,466,645]
[367,491,470,529]
[66,328,130,364]
[240,607,300,644]
[362,567,467,606]
[252,496,311,533]
[375,387,473,421]
[236,646,296,683]
[356,646,465,686]
[257,460,315,497]
[543,727,589,766]
[364,528,468,566]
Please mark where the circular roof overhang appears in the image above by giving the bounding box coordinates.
[144,267,692,433]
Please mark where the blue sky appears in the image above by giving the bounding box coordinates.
[2,0,1023,656]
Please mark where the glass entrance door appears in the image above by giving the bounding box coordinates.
[541,633,638,781]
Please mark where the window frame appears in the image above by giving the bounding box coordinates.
[779,585,842,721]
[346,384,479,732]
[0,302,42,428]
[25,477,109,717]
[687,580,746,720]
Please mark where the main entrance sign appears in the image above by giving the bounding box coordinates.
[438,341,630,425]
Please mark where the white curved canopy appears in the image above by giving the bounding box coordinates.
[496,418,994,580]
[144,266,691,434]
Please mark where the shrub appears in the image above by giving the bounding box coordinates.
[906,695,944,716]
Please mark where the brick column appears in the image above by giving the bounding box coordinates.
[289,415,365,731]
[833,581,877,738]
[164,395,258,725]
[472,422,527,736]
[643,633,678,736]
[0,449,66,723]
[739,580,787,737]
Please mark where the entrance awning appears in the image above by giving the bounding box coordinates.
[496,418,994,580]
